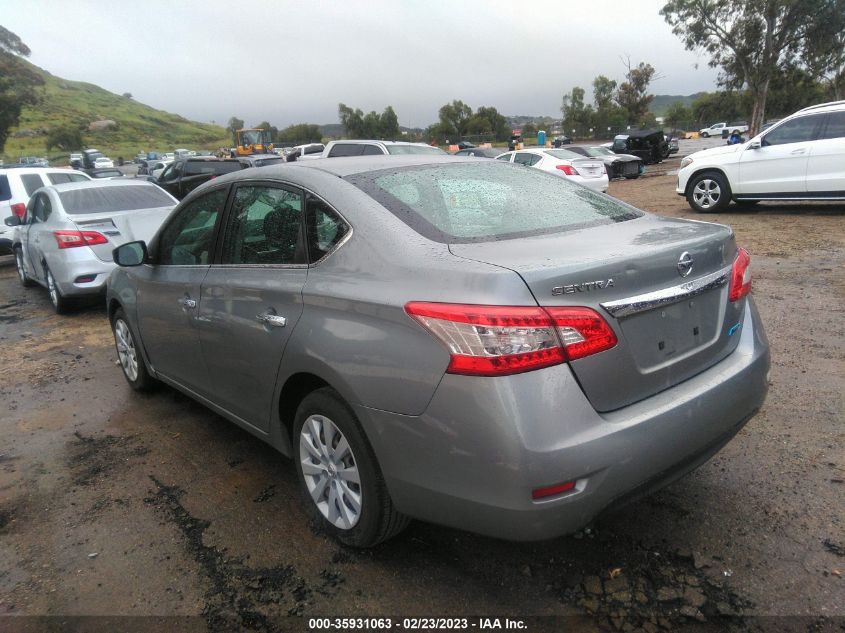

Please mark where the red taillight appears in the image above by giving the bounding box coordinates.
[11,203,26,218]
[404,302,617,377]
[556,164,577,176]
[532,480,577,500]
[53,230,108,249]
[729,247,751,302]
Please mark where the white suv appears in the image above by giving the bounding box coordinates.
[321,140,446,158]
[0,168,91,253]
[678,101,845,212]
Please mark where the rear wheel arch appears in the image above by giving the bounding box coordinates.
[279,372,331,442]
[107,298,123,323]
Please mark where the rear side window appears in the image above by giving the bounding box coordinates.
[306,194,349,262]
[21,174,45,196]
[385,144,445,155]
[59,185,176,214]
[221,185,305,265]
[347,162,640,243]
[821,111,845,140]
[184,161,243,176]
[0,176,10,201]
[328,144,366,158]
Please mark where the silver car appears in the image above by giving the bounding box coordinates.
[7,180,177,312]
[107,156,770,547]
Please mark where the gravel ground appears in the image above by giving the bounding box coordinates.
[0,174,842,632]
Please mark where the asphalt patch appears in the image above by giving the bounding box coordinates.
[68,431,150,486]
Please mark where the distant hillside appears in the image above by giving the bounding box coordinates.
[4,59,229,162]
[650,93,706,117]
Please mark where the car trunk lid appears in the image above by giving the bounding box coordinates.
[570,158,605,179]
[449,215,745,411]
[69,206,172,262]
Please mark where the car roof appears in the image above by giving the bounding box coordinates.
[328,140,429,147]
[0,167,83,175]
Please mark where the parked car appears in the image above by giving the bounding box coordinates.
[17,156,49,167]
[82,149,105,169]
[452,147,504,158]
[70,153,84,165]
[320,140,445,158]
[134,153,147,164]
[106,156,769,546]
[677,100,845,212]
[0,168,92,253]
[285,143,325,162]
[720,122,750,139]
[155,157,244,199]
[6,180,177,312]
[668,136,680,155]
[563,146,643,179]
[552,135,572,147]
[236,154,286,168]
[611,130,668,164]
[94,157,115,169]
[495,148,608,192]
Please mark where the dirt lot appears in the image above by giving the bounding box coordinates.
[0,174,843,632]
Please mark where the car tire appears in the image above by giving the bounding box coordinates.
[687,171,731,213]
[624,174,640,180]
[45,266,71,314]
[111,308,157,391]
[701,132,709,138]
[15,247,35,287]
[293,387,409,547]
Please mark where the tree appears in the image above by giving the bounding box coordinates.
[46,125,83,151]
[226,116,244,136]
[437,100,473,139]
[380,106,400,139]
[615,58,657,125]
[122,92,133,99]
[664,101,692,130]
[277,123,321,144]
[0,25,44,153]
[283,123,318,143]
[254,120,278,142]
[561,86,594,134]
[661,0,845,136]
[338,103,365,137]
[474,106,509,140]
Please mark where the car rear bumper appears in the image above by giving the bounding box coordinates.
[356,298,769,541]
[46,250,115,297]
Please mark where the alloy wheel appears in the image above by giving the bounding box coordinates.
[15,250,26,283]
[46,270,58,307]
[692,179,721,210]
[114,319,139,382]
[299,414,362,530]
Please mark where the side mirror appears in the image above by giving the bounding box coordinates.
[4,215,22,227]
[114,241,148,267]
[749,140,761,149]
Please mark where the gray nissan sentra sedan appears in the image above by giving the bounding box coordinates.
[106,156,770,547]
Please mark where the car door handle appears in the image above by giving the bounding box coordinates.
[790,148,806,155]
[256,312,287,327]
[178,297,197,309]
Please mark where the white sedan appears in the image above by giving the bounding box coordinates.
[94,156,114,168]
[496,148,608,193]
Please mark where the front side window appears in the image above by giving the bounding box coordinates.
[156,188,226,265]
[31,194,51,223]
[763,115,823,146]
[20,174,45,196]
[306,194,349,263]
[347,162,641,243]
[221,185,304,265]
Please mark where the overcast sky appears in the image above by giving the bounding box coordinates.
[4,0,719,128]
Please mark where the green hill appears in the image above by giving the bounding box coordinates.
[3,59,229,163]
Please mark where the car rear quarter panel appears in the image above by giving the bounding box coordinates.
[276,176,537,417]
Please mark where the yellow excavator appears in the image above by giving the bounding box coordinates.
[234,128,274,156]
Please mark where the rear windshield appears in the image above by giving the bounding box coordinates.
[544,149,583,160]
[59,185,175,214]
[347,162,641,243]
[0,176,10,201]
[253,157,284,167]
[184,161,243,176]
[385,145,446,155]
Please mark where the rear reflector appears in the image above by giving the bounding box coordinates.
[74,274,97,283]
[532,480,577,500]
[555,164,577,176]
[405,303,617,376]
[53,230,108,249]
[729,247,751,302]
[11,203,26,218]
